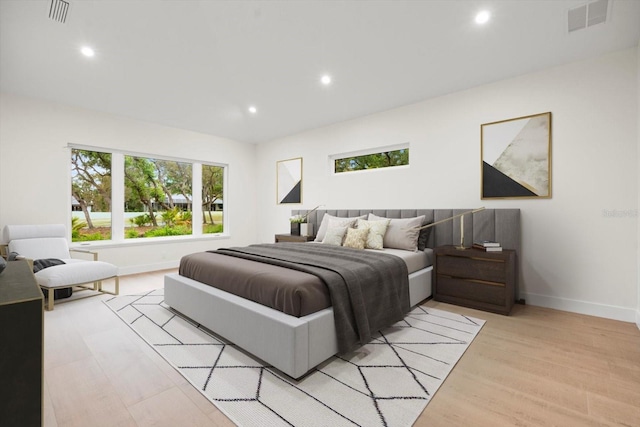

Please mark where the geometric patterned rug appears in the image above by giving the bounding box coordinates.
[104,289,485,427]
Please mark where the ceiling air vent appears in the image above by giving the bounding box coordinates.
[49,0,69,24]
[568,0,609,33]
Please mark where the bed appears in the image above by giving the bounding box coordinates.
[165,208,520,378]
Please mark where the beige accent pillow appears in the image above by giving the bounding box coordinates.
[342,227,369,250]
[322,226,348,246]
[368,214,425,251]
[356,218,390,250]
[314,214,366,242]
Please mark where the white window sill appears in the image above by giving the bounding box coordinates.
[70,233,231,250]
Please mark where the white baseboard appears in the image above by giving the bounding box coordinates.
[117,260,179,276]
[636,309,640,331]
[520,292,636,323]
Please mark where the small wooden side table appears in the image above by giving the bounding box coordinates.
[274,234,315,243]
[434,245,516,315]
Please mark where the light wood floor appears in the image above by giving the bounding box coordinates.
[43,269,640,427]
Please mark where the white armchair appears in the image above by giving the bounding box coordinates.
[0,224,119,310]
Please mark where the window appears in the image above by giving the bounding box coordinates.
[124,155,193,239]
[70,146,226,242]
[71,149,112,242]
[202,164,224,234]
[332,145,409,174]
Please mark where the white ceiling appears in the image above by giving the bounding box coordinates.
[1,0,639,144]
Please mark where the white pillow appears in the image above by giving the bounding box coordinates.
[356,218,390,250]
[314,213,367,242]
[368,214,425,251]
[322,226,348,246]
[342,227,369,250]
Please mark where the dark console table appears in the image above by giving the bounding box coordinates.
[0,260,43,426]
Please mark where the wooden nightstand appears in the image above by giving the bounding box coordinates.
[274,234,315,243]
[434,245,516,315]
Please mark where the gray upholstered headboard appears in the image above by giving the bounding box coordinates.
[292,209,520,252]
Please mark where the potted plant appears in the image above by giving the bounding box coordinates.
[289,205,322,236]
[289,215,305,236]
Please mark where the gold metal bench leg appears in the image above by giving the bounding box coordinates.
[47,288,54,311]
[96,277,119,296]
[40,277,119,310]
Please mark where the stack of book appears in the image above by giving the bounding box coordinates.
[472,240,503,252]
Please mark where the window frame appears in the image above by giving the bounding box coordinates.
[68,144,229,247]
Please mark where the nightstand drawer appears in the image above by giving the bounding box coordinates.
[436,255,506,284]
[436,276,505,306]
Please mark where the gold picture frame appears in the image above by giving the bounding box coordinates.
[276,157,302,204]
[481,112,552,199]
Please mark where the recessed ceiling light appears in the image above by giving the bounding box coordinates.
[80,46,95,57]
[475,10,490,24]
[321,75,332,86]
[248,106,257,114]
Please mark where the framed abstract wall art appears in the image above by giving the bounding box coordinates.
[481,112,552,199]
[276,157,302,204]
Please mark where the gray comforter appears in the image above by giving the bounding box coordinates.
[213,243,410,354]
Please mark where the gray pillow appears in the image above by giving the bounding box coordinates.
[368,214,425,251]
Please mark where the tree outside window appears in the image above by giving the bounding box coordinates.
[70,148,225,241]
[71,149,112,241]
[334,148,409,173]
[202,164,224,234]
[124,155,193,239]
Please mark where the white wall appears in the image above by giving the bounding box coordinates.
[257,48,639,323]
[0,93,258,274]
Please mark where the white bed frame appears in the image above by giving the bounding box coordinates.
[164,266,431,379]
[164,207,521,379]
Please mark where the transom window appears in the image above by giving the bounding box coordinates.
[332,144,409,174]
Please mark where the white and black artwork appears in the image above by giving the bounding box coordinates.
[481,112,552,199]
[276,157,302,204]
